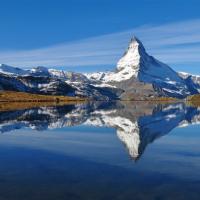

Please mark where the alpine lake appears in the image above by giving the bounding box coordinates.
[0,101,199,200]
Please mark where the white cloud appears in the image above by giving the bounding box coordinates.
[0,18,200,69]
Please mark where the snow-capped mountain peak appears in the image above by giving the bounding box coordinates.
[178,71,200,93]
[0,64,27,76]
[0,36,199,99]
[30,66,50,76]
[116,36,145,74]
[85,36,193,98]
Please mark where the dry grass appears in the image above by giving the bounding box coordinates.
[149,97,178,101]
[0,91,86,102]
[186,94,200,107]
[0,91,87,112]
[0,91,183,112]
[123,96,178,103]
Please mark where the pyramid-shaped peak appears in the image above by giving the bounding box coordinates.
[128,36,145,49]
[130,36,141,43]
[116,36,147,72]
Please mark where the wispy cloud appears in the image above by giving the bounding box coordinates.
[0,19,200,70]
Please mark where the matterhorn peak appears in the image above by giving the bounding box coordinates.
[116,36,146,73]
[128,36,144,49]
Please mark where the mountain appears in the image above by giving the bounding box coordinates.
[0,64,27,76]
[178,72,200,93]
[0,70,123,100]
[0,72,76,96]
[0,36,199,99]
[85,37,193,99]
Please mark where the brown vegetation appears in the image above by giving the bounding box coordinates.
[0,91,85,102]
[150,97,178,101]
[122,96,178,102]
[186,94,200,107]
[0,91,87,112]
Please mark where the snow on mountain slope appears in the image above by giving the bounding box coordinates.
[29,67,88,82]
[84,72,106,82]
[84,37,142,82]
[48,69,67,79]
[179,72,200,93]
[85,37,191,98]
[179,72,200,80]
[0,64,89,83]
[85,37,184,83]
[0,36,199,99]
[29,66,50,76]
[0,64,28,76]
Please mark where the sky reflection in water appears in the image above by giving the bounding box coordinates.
[0,102,199,200]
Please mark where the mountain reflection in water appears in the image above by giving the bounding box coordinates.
[0,101,199,160]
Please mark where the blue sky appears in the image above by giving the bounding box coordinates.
[0,0,200,74]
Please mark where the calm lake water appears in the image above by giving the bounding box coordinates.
[0,101,200,200]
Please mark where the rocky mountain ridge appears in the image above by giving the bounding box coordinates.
[0,37,199,100]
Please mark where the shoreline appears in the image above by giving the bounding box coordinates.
[0,91,199,108]
[0,91,86,102]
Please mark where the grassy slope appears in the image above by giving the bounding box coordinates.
[186,94,200,106]
[0,91,87,112]
[0,91,85,102]
[187,94,200,101]
[0,91,178,103]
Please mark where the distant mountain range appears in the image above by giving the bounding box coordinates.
[0,37,199,100]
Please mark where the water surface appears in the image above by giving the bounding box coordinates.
[0,101,200,200]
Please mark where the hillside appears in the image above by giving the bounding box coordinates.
[0,91,85,102]
[186,94,200,106]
